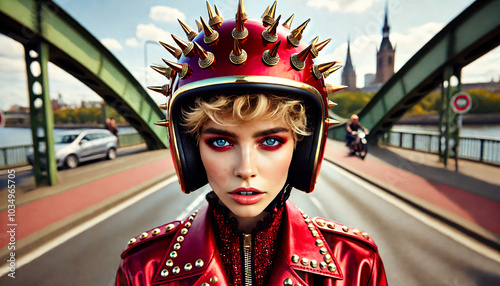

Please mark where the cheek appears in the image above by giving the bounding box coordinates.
[200,147,232,186]
[260,146,294,181]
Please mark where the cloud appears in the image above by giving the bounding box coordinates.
[101,38,123,51]
[463,46,500,83]
[0,35,24,57]
[125,38,139,48]
[136,23,173,44]
[318,22,445,87]
[150,6,186,23]
[306,0,376,13]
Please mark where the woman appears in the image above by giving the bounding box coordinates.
[116,1,387,285]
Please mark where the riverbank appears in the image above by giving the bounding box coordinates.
[398,113,500,125]
[5,123,130,129]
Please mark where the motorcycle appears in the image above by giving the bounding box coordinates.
[349,131,368,160]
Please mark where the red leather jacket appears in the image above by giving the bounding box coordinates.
[116,202,387,285]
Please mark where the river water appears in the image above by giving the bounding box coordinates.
[0,126,137,148]
[1,125,499,148]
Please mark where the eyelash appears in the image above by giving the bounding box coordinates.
[205,136,287,151]
[259,136,286,151]
[204,138,233,151]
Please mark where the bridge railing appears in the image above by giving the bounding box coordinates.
[0,132,146,169]
[382,131,500,165]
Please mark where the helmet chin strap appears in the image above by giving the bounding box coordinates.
[264,183,292,213]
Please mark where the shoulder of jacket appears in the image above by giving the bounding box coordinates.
[120,220,183,258]
[312,216,378,251]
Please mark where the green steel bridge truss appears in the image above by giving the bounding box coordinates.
[329,0,500,164]
[1,0,168,185]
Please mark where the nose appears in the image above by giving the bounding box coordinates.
[234,145,257,180]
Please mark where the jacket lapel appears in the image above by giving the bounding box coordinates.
[152,205,229,285]
[268,202,343,285]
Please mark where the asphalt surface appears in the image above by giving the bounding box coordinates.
[0,140,499,284]
[1,161,499,285]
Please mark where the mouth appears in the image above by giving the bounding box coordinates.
[229,187,263,195]
[229,187,265,205]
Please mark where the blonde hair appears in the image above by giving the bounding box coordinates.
[182,94,310,143]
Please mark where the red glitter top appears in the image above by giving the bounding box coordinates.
[207,192,284,286]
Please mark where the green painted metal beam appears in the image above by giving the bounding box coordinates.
[0,0,168,150]
[26,41,58,186]
[329,0,500,142]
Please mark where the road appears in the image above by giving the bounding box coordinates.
[1,161,499,285]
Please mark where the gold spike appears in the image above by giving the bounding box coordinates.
[326,84,347,94]
[312,61,337,79]
[235,0,248,22]
[193,42,215,69]
[206,0,222,29]
[163,58,192,79]
[230,39,247,65]
[200,17,219,45]
[171,34,195,58]
[147,84,170,97]
[214,5,223,21]
[328,100,337,108]
[290,44,313,70]
[297,44,312,62]
[195,20,203,33]
[154,119,170,127]
[261,6,270,21]
[316,38,332,51]
[262,40,281,66]
[159,103,168,110]
[159,41,182,60]
[233,0,248,40]
[282,14,295,29]
[287,19,310,47]
[147,86,164,93]
[262,15,281,43]
[311,36,319,45]
[323,65,343,78]
[262,1,277,27]
[178,19,198,41]
[150,65,173,80]
[325,118,340,127]
[318,61,338,73]
[309,36,321,58]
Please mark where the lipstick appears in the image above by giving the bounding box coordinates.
[229,187,265,205]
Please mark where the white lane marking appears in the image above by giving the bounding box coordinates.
[175,185,210,220]
[309,196,329,218]
[323,161,500,264]
[0,175,179,277]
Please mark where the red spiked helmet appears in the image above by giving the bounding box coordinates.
[150,0,344,194]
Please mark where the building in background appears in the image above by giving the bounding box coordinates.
[372,4,395,86]
[341,38,357,91]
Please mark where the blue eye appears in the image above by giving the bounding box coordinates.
[213,139,230,147]
[262,138,279,146]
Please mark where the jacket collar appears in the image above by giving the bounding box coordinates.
[153,202,342,285]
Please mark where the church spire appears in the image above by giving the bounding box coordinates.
[382,2,390,38]
[341,36,356,91]
[345,37,353,71]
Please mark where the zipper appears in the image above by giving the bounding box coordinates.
[243,233,252,286]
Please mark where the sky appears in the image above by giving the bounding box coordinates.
[1,0,499,111]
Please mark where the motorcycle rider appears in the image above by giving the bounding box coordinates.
[345,114,369,155]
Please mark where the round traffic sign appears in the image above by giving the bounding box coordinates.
[451,92,472,114]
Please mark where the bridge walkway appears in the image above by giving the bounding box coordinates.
[0,140,498,263]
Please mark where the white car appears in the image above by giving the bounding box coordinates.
[27,129,118,169]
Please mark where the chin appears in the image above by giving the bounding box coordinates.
[228,204,267,219]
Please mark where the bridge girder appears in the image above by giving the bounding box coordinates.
[329,0,500,142]
[0,0,168,150]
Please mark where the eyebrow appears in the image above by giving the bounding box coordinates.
[202,127,290,138]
